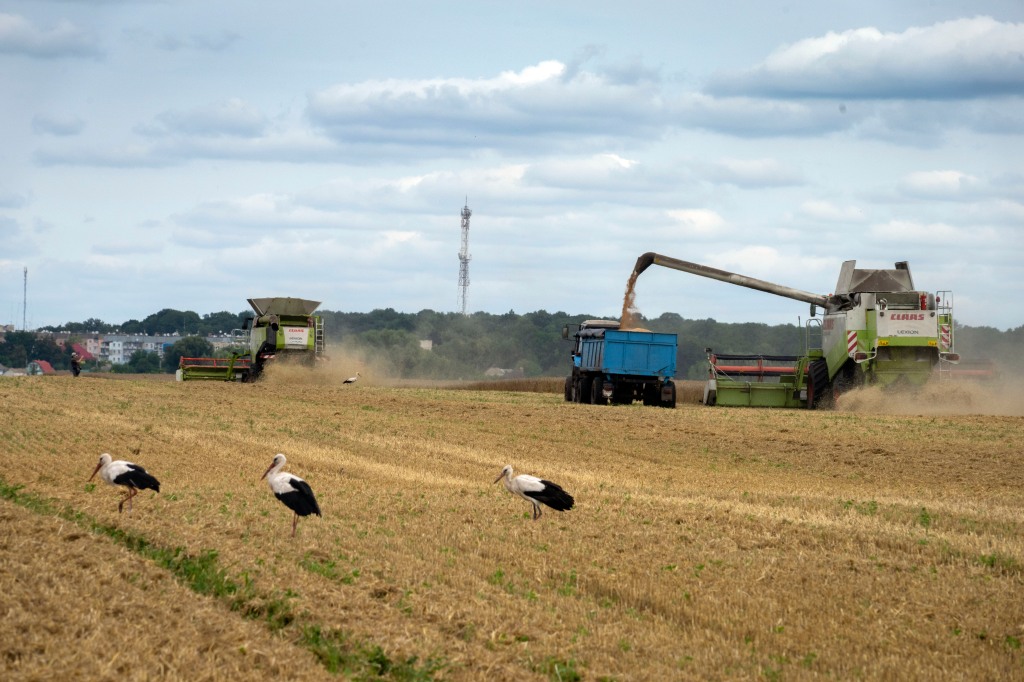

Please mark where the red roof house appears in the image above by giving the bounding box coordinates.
[28,360,57,375]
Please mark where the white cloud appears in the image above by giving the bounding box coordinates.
[306,60,670,151]
[707,16,1024,100]
[665,209,727,236]
[0,13,102,59]
[898,170,982,199]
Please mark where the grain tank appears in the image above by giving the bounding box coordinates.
[632,253,959,408]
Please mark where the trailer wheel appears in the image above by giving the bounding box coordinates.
[806,359,831,410]
[591,379,607,406]
[564,376,573,402]
[579,377,594,404]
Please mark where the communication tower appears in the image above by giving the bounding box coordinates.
[457,199,472,315]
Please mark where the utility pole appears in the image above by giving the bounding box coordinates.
[22,266,27,331]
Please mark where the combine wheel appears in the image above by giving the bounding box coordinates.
[806,359,831,410]
[830,362,858,407]
[564,376,573,402]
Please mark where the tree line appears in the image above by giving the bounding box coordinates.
[9,307,1019,379]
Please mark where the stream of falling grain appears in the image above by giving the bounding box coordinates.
[620,268,641,330]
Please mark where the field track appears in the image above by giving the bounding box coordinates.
[2,372,1023,680]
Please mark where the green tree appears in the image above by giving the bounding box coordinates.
[143,309,202,335]
[162,336,214,373]
[199,311,248,335]
[0,331,65,369]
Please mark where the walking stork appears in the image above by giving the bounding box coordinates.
[343,372,361,384]
[261,453,321,536]
[89,452,161,514]
[494,464,574,520]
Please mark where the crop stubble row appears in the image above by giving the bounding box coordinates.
[1,376,1022,680]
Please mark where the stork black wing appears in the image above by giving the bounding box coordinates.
[524,480,574,511]
[114,464,161,492]
[276,477,321,517]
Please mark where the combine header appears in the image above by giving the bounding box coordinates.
[631,252,959,408]
[178,297,325,382]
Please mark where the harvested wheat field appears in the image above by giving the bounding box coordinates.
[1,371,1023,681]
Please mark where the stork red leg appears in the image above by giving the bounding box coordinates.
[118,487,139,514]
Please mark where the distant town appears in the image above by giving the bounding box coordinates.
[0,325,241,376]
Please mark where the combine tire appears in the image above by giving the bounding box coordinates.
[830,362,858,406]
[564,376,573,402]
[806,359,831,410]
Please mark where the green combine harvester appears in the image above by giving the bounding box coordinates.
[631,253,960,408]
[178,297,325,382]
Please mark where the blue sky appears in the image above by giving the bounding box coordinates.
[2,1,1022,331]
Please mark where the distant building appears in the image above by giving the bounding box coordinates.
[101,334,181,364]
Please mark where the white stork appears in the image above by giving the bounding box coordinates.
[89,452,161,514]
[343,372,361,384]
[261,453,321,536]
[494,464,574,520]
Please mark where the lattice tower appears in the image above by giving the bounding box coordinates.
[457,199,472,315]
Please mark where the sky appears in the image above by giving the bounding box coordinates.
[1,1,1022,332]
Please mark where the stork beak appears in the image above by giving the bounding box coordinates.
[260,463,274,481]
[493,472,504,484]
[88,461,102,482]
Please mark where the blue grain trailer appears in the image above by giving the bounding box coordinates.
[562,320,678,407]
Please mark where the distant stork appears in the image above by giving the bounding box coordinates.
[494,464,574,520]
[343,372,361,384]
[89,452,161,514]
[261,453,321,537]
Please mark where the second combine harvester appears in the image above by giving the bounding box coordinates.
[632,252,960,409]
[179,297,325,382]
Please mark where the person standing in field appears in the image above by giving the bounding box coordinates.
[70,351,82,377]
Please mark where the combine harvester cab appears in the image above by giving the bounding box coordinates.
[563,320,678,407]
[631,252,959,409]
[178,297,326,382]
